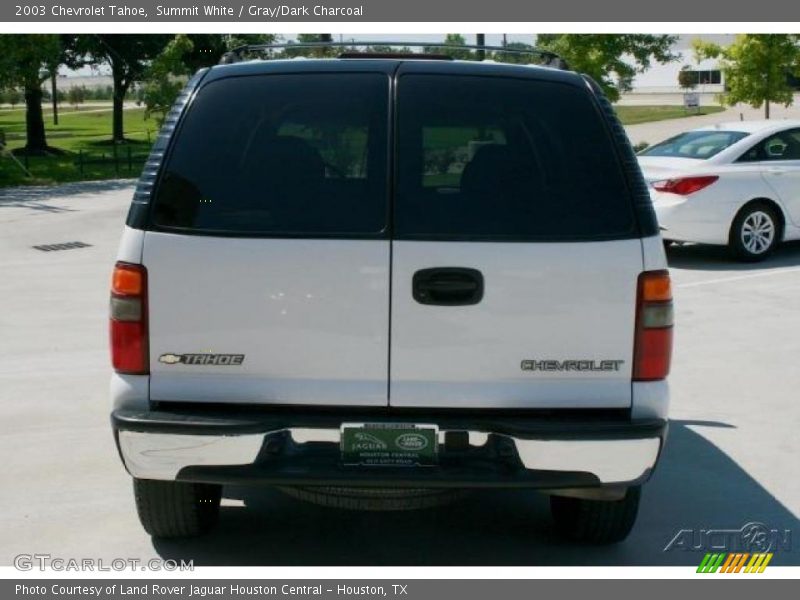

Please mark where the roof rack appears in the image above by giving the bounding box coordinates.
[219,41,570,70]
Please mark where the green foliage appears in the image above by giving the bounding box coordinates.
[1,89,23,107]
[493,42,537,65]
[141,34,194,125]
[285,34,336,57]
[426,34,473,60]
[0,35,61,89]
[536,34,678,102]
[693,34,800,118]
[74,34,172,140]
[678,65,697,90]
[67,86,86,109]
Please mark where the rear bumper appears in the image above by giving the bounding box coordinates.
[112,407,667,490]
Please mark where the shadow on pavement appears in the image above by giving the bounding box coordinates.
[152,420,800,566]
[0,179,135,213]
[666,241,800,272]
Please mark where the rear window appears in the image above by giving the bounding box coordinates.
[640,130,749,159]
[394,75,636,240]
[151,73,389,236]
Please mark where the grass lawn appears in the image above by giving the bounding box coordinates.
[0,103,727,188]
[0,106,158,187]
[615,104,726,125]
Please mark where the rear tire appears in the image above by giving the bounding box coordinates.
[729,203,780,262]
[278,486,466,511]
[133,478,222,538]
[550,486,641,544]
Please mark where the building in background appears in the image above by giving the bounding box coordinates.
[628,34,732,95]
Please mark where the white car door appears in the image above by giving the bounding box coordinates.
[389,68,645,410]
[751,128,800,226]
[143,72,393,407]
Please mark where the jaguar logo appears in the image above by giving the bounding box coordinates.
[352,432,388,451]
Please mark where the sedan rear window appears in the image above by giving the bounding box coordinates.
[640,130,749,159]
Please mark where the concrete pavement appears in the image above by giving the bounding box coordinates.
[0,181,798,566]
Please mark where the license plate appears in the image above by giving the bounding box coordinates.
[340,423,438,466]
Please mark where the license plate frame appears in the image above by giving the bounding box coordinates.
[340,422,439,467]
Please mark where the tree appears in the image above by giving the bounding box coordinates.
[76,34,171,142]
[6,89,23,109]
[141,35,194,125]
[285,34,335,57]
[536,34,678,102]
[495,42,536,65]
[426,34,473,60]
[67,85,86,110]
[678,65,697,90]
[694,34,800,119]
[0,35,62,154]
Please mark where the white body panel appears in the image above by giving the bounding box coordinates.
[389,240,643,409]
[761,162,800,226]
[142,232,390,406]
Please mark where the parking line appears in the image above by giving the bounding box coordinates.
[677,267,800,289]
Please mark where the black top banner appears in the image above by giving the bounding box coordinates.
[4,0,799,22]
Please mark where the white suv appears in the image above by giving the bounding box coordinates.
[109,50,673,544]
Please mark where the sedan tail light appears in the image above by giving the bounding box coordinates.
[110,262,148,374]
[652,175,719,196]
[633,270,673,381]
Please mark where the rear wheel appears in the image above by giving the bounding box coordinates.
[550,486,641,544]
[133,478,222,538]
[729,204,780,261]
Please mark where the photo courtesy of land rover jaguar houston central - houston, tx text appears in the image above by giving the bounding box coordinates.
[108,42,674,544]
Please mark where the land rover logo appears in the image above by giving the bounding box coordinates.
[396,433,428,451]
[158,353,245,366]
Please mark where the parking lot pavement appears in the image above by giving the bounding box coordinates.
[1,182,799,566]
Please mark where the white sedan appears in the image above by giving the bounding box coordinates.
[638,120,800,261]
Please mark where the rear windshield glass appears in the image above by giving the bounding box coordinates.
[640,130,749,159]
[151,73,389,236]
[394,75,636,240]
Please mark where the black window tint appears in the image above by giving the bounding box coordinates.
[395,75,635,240]
[739,130,800,162]
[152,74,389,236]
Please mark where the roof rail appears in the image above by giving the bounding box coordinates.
[219,41,570,70]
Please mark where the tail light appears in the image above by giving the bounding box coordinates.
[652,175,718,196]
[633,270,673,381]
[110,262,148,374]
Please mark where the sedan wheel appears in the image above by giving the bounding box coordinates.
[730,205,779,261]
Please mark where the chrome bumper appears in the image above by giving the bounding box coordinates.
[115,414,664,488]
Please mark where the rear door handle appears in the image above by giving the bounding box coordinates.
[767,167,787,175]
[412,268,484,306]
